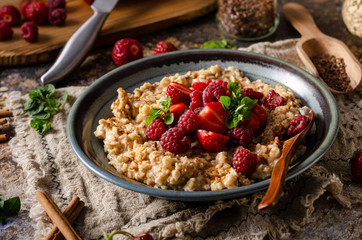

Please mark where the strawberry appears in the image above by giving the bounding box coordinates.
[242,112,260,132]
[112,38,143,66]
[153,41,178,55]
[197,129,229,152]
[197,102,229,134]
[166,82,192,105]
[351,149,362,182]
[169,102,186,123]
[251,104,267,126]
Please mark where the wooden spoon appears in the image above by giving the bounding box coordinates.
[258,107,314,210]
[283,2,361,94]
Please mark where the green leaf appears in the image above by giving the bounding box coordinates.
[59,91,69,109]
[220,96,231,110]
[44,84,55,96]
[201,38,236,49]
[30,119,51,134]
[148,108,163,116]
[3,197,20,217]
[0,194,4,208]
[164,113,174,125]
[29,87,45,100]
[0,213,6,225]
[23,99,37,111]
[29,104,45,116]
[32,112,51,120]
[145,115,158,126]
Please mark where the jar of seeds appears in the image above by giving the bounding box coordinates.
[217,0,279,41]
[342,0,362,39]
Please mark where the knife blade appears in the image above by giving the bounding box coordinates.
[40,0,118,85]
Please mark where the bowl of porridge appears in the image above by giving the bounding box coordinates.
[67,49,339,201]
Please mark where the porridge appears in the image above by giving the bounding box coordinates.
[94,65,313,191]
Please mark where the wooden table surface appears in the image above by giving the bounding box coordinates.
[1,0,361,239]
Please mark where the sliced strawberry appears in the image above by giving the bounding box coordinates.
[197,129,229,152]
[243,112,260,132]
[169,102,185,123]
[251,104,267,126]
[166,82,192,105]
[197,102,229,134]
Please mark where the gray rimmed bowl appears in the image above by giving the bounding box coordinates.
[67,49,339,202]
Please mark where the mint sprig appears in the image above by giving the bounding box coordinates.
[200,38,236,49]
[220,82,257,129]
[23,84,68,135]
[0,194,21,225]
[145,96,174,125]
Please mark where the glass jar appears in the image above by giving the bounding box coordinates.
[342,0,361,39]
[217,0,279,41]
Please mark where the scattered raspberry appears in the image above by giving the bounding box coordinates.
[0,20,13,41]
[153,41,178,55]
[112,38,143,66]
[202,83,227,105]
[192,107,203,115]
[264,90,285,110]
[47,0,66,9]
[232,147,258,177]
[48,8,66,26]
[83,0,94,4]
[0,5,21,26]
[189,90,203,113]
[146,118,167,141]
[133,232,154,240]
[351,149,362,182]
[21,21,38,42]
[287,115,308,136]
[197,129,229,152]
[192,81,211,91]
[178,110,200,135]
[21,1,32,17]
[166,82,191,105]
[241,88,263,100]
[227,126,254,147]
[160,127,190,154]
[25,1,49,24]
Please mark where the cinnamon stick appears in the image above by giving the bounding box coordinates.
[0,118,7,125]
[0,134,7,142]
[45,196,85,240]
[36,191,82,240]
[0,110,13,118]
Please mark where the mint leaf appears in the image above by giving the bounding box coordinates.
[201,38,236,49]
[220,96,231,110]
[0,195,21,225]
[164,113,174,125]
[30,118,51,134]
[146,96,174,126]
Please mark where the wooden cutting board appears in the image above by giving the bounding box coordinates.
[0,0,217,66]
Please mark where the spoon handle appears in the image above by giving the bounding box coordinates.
[283,3,322,39]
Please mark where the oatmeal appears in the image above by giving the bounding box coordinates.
[94,65,311,191]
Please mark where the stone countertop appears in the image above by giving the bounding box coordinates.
[1,0,361,239]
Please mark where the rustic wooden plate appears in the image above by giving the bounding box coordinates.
[0,0,216,66]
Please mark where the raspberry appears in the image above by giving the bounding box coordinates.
[241,88,264,100]
[351,149,362,182]
[0,5,21,26]
[48,8,66,26]
[166,82,191,105]
[287,115,308,136]
[202,83,227,105]
[210,79,229,91]
[189,90,203,113]
[0,20,13,41]
[83,0,94,4]
[264,90,285,110]
[112,38,143,66]
[25,1,49,24]
[232,147,258,177]
[192,81,211,91]
[160,127,190,154]
[146,118,167,141]
[227,126,254,147]
[21,21,38,42]
[21,1,31,17]
[178,110,200,135]
[47,0,66,9]
[153,41,178,55]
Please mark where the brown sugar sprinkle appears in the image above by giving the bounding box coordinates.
[310,54,351,92]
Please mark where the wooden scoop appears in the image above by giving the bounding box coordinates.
[283,3,361,94]
[258,107,314,210]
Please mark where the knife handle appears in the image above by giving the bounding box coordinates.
[40,6,108,85]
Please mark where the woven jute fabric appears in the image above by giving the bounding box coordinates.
[4,39,362,239]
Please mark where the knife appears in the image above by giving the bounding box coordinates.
[40,0,118,85]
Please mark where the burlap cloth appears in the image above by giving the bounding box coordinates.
[4,39,362,239]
